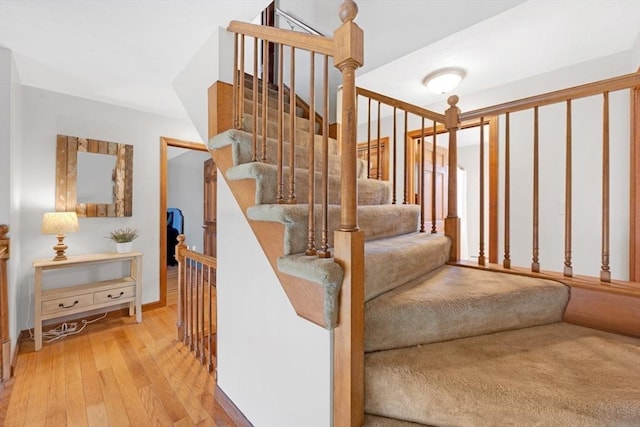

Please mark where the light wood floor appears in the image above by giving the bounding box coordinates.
[1,302,235,426]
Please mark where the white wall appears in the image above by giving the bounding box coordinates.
[0,47,23,350]
[16,86,201,333]
[167,150,211,251]
[217,177,331,427]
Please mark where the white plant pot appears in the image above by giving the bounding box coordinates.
[116,242,133,253]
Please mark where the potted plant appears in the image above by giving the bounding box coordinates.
[107,227,140,253]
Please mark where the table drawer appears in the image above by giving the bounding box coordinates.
[94,285,135,304]
[42,293,94,315]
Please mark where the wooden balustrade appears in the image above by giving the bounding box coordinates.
[355,87,450,240]
[175,235,217,373]
[458,70,640,282]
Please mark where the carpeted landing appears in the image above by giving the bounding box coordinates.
[210,75,640,426]
[365,322,640,426]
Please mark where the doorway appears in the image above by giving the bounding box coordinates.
[159,137,212,307]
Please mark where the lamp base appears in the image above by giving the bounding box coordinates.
[52,234,68,261]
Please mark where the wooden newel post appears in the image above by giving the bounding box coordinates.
[0,225,11,381]
[334,0,363,232]
[333,2,365,427]
[176,234,187,341]
[445,96,461,262]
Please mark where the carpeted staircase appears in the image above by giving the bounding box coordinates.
[209,75,640,426]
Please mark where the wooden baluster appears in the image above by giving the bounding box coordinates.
[431,120,437,234]
[261,39,268,162]
[200,263,206,364]
[232,34,239,129]
[186,258,192,347]
[478,117,486,266]
[319,54,331,258]
[252,37,259,161]
[392,108,397,204]
[195,259,200,358]
[601,91,611,282]
[288,46,297,204]
[403,111,408,205]
[277,44,285,203]
[0,225,9,381]
[420,118,426,232]
[377,101,382,179]
[564,100,573,277]
[503,113,511,268]
[239,35,245,130]
[176,235,186,341]
[208,265,214,372]
[532,106,540,273]
[306,52,317,255]
[367,98,372,179]
[445,96,461,262]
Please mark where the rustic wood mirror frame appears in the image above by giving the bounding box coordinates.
[55,134,133,217]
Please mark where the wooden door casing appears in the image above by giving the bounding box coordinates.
[203,158,217,258]
[357,137,389,180]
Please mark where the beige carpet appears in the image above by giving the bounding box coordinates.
[366,322,640,426]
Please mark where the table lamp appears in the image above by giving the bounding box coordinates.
[41,212,79,261]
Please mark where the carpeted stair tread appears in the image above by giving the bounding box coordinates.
[247,204,420,255]
[210,129,363,178]
[242,114,333,150]
[364,415,430,427]
[277,253,343,329]
[243,110,320,135]
[364,233,450,302]
[365,265,569,352]
[365,322,640,426]
[225,161,392,206]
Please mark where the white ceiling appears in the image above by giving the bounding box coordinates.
[0,0,638,124]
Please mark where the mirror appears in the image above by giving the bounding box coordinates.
[55,134,133,217]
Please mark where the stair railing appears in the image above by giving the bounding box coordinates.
[175,235,217,373]
[456,71,640,283]
[228,2,365,424]
[227,0,362,257]
[0,225,10,381]
[356,87,460,261]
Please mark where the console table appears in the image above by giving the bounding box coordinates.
[33,252,143,351]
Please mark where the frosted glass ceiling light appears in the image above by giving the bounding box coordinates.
[423,68,466,94]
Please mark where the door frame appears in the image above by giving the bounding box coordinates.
[406,117,499,262]
[159,136,208,308]
[630,84,640,281]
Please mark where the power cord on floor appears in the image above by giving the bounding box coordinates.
[28,312,108,343]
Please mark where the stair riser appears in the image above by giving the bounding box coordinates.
[231,136,365,179]
[243,112,321,136]
[364,266,570,352]
[248,205,420,255]
[242,117,338,155]
[243,86,290,104]
[243,97,304,117]
[226,163,392,206]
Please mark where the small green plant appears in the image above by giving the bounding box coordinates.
[107,227,140,243]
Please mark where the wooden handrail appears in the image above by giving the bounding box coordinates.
[356,87,446,123]
[460,71,640,121]
[228,20,333,55]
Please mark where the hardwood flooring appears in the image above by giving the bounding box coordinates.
[0,303,236,426]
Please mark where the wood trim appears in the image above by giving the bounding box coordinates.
[208,82,234,140]
[628,96,636,271]
[564,287,640,337]
[356,87,446,123]
[0,225,9,381]
[461,71,640,121]
[228,20,333,56]
[215,384,254,427]
[159,137,208,310]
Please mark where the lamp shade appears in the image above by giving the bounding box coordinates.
[41,212,79,235]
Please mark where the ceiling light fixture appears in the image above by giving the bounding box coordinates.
[423,68,466,94]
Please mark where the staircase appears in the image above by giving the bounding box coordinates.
[209,71,640,426]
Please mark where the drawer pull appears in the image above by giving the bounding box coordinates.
[107,291,125,299]
[59,300,79,309]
